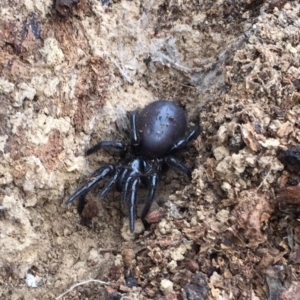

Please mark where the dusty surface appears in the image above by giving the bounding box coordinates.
[0,0,300,299]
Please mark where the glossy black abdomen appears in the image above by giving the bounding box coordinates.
[137,100,187,158]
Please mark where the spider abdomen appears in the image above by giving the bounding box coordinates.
[136,100,187,158]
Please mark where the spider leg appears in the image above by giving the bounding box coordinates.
[130,111,139,146]
[127,177,140,232]
[121,175,132,204]
[141,173,159,220]
[120,158,143,202]
[66,165,114,204]
[121,174,140,232]
[169,124,200,153]
[77,193,87,215]
[164,156,192,179]
[98,167,121,198]
[86,141,127,158]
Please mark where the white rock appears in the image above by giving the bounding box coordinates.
[160,279,174,295]
[213,146,229,161]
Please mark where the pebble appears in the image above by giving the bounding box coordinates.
[160,279,174,295]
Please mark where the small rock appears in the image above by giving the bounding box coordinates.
[106,287,121,300]
[145,209,165,224]
[25,273,37,288]
[279,147,300,173]
[158,218,172,235]
[213,146,229,161]
[186,260,199,273]
[161,292,179,300]
[119,284,130,293]
[167,260,177,273]
[170,244,188,261]
[122,248,135,268]
[182,272,209,300]
[121,218,145,241]
[108,291,121,300]
[160,279,174,295]
[88,248,100,265]
[216,209,229,223]
[125,275,138,288]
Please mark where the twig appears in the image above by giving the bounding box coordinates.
[55,279,111,299]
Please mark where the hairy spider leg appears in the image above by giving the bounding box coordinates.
[169,124,200,153]
[164,156,192,179]
[86,141,127,158]
[98,167,122,198]
[141,173,159,220]
[129,111,139,147]
[66,165,115,204]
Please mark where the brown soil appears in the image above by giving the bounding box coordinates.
[1,0,300,299]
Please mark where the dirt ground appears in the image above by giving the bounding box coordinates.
[0,0,300,299]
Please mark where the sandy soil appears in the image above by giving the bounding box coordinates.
[0,0,300,299]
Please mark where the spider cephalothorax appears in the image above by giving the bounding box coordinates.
[66,100,200,232]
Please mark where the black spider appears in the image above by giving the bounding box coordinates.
[66,100,200,232]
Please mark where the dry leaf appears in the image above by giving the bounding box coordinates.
[240,123,259,152]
